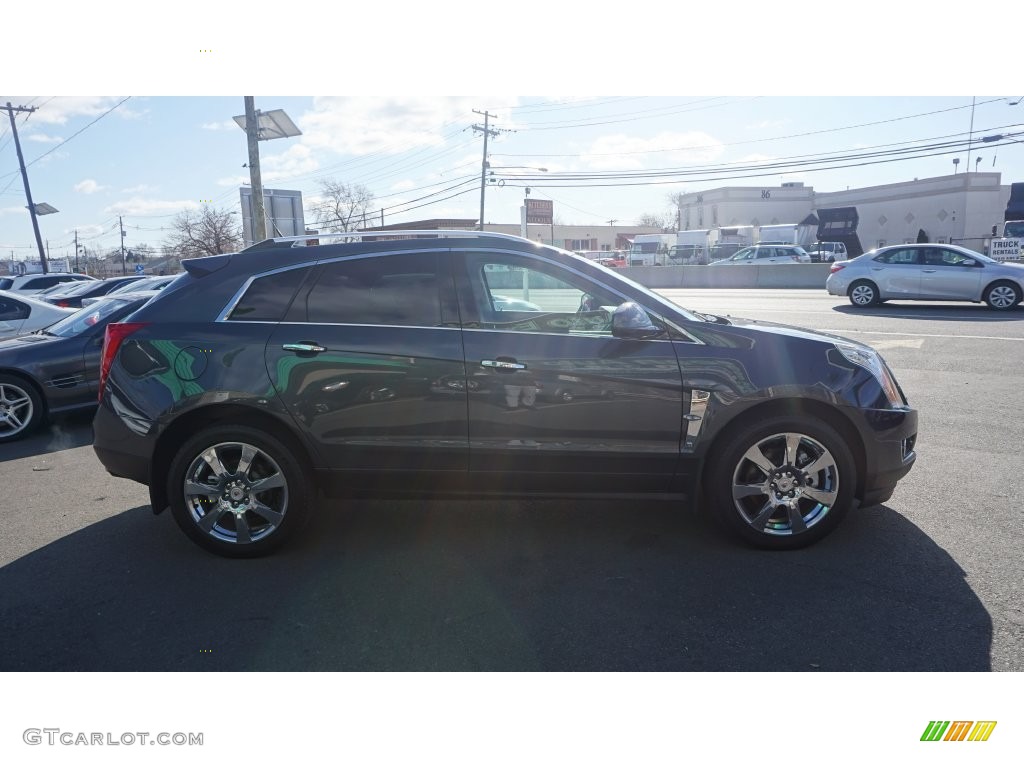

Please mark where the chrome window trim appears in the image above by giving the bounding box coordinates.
[276,321,460,332]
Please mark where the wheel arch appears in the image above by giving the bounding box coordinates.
[149,404,318,514]
[700,397,867,501]
[981,277,1023,305]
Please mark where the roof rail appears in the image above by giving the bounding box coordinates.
[248,230,536,249]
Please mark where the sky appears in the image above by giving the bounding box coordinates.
[1,1,1018,265]
[2,94,1022,262]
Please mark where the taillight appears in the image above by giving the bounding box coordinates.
[58,300,69,307]
[98,322,148,401]
[829,263,846,273]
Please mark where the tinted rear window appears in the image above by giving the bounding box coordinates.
[0,279,12,290]
[229,266,311,322]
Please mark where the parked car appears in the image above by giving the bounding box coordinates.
[93,231,917,557]
[82,274,180,306]
[0,289,75,341]
[709,245,809,265]
[42,275,148,309]
[826,243,1024,310]
[0,272,96,295]
[0,292,157,443]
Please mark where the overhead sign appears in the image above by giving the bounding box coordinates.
[525,198,553,225]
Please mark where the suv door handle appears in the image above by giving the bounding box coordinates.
[481,359,527,371]
[922,269,936,273]
[282,342,326,353]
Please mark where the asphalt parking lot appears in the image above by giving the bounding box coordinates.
[0,289,1021,671]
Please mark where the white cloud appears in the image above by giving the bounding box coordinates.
[69,224,105,238]
[390,180,416,192]
[581,132,725,171]
[201,120,237,131]
[26,133,63,143]
[121,184,158,194]
[298,96,482,156]
[30,97,132,125]
[217,144,319,187]
[74,179,106,194]
[0,206,27,216]
[104,197,200,216]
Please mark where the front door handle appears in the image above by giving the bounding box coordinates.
[282,342,326,353]
[922,269,936,273]
[481,359,527,371]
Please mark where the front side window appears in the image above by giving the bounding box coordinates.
[302,253,443,327]
[731,248,754,262]
[464,253,624,336]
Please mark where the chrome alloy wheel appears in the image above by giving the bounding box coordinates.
[0,382,34,439]
[183,442,289,545]
[731,432,839,536]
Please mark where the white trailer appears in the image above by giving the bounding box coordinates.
[756,223,800,244]
[990,220,1024,262]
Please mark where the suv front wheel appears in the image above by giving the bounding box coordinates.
[705,416,857,549]
[167,425,311,557]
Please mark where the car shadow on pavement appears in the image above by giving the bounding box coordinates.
[0,497,992,672]
[0,412,94,463]
[832,303,1024,321]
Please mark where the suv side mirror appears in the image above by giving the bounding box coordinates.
[611,302,663,339]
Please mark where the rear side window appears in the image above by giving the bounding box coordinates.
[303,253,443,327]
[0,279,12,290]
[229,266,311,321]
[0,298,29,321]
[873,248,920,265]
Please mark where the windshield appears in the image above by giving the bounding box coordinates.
[1004,221,1024,238]
[45,296,137,338]
[0,278,11,290]
[54,279,102,297]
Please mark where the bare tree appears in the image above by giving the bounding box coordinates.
[164,205,242,259]
[637,212,674,231]
[309,179,376,233]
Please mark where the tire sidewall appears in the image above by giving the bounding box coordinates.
[167,424,310,557]
[0,374,43,444]
[984,281,1021,311]
[705,416,857,550]
[848,280,877,307]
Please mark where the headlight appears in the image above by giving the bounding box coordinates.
[834,341,905,407]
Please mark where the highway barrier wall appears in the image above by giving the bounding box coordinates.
[618,264,832,289]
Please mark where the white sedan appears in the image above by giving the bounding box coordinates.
[0,289,75,340]
[826,243,1024,310]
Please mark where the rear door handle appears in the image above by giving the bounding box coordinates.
[283,342,326,353]
[922,270,936,273]
[481,359,527,371]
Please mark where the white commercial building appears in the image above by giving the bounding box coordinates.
[673,172,1014,256]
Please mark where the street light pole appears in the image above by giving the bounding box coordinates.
[4,102,48,272]
[244,97,267,243]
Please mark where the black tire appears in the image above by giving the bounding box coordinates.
[983,280,1021,311]
[704,415,857,550]
[167,424,312,557]
[0,373,44,443]
[848,280,880,307]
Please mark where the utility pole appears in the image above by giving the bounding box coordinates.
[119,215,127,275]
[74,229,79,272]
[244,97,267,243]
[473,110,501,231]
[3,102,48,272]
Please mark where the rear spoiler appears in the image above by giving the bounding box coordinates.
[181,253,232,277]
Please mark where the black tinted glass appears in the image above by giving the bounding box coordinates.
[230,266,311,321]
[0,298,29,321]
[306,253,442,327]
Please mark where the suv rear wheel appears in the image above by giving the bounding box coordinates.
[705,416,856,549]
[167,425,311,557]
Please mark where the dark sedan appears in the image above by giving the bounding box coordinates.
[42,275,148,309]
[0,292,155,442]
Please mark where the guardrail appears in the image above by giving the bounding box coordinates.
[618,263,833,289]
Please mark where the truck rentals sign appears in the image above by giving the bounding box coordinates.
[989,238,1023,261]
